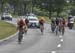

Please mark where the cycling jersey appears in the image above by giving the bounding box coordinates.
[25,19,29,25]
[39,19,44,25]
[55,18,60,26]
[17,20,26,28]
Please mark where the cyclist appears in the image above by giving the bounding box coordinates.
[55,17,60,35]
[39,17,45,34]
[51,18,56,33]
[61,17,66,35]
[24,18,29,34]
[25,18,29,26]
[59,17,63,33]
[17,17,26,44]
[55,18,60,26]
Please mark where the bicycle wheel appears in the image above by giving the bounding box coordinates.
[51,24,56,33]
[24,26,28,34]
[56,26,58,35]
[51,24,54,32]
[40,25,44,35]
[18,32,23,44]
[62,27,65,35]
[59,26,61,33]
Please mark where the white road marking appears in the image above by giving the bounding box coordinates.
[59,35,63,38]
[57,44,61,48]
[51,51,56,53]
[60,39,63,42]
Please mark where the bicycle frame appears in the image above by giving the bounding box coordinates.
[40,25,44,34]
[61,26,65,35]
[18,27,24,44]
[55,26,59,35]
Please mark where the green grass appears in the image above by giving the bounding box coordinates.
[0,21,16,39]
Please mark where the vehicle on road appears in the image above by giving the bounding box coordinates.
[1,13,12,21]
[27,15,40,28]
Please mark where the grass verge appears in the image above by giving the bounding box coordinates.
[0,21,16,40]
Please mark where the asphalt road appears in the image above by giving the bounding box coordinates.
[0,18,75,53]
[56,29,75,53]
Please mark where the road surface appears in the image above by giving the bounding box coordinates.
[0,18,75,53]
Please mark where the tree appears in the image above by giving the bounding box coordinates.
[54,0,66,17]
[34,0,66,18]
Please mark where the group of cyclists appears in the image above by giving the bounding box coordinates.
[17,17,45,44]
[51,17,66,35]
[17,15,75,44]
[51,15,75,35]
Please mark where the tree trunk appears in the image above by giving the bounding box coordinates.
[49,10,52,19]
[24,3,26,15]
[13,5,16,15]
[1,1,4,13]
[57,11,60,17]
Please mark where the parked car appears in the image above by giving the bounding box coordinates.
[1,13,12,21]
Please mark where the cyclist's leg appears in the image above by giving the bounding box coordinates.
[57,25,59,35]
[55,26,58,35]
[53,24,55,33]
[53,24,56,32]
[51,24,55,33]
[69,23,73,29]
[51,24,53,32]
[24,26,28,34]
[62,26,65,35]
[40,25,43,32]
[18,30,23,44]
[40,24,44,34]
[59,25,61,33]
[18,31,21,44]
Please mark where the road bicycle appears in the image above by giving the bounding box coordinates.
[24,26,28,34]
[61,26,65,35]
[40,25,44,35]
[51,23,56,33]
[18,28,24,44]
[55,25,59,35]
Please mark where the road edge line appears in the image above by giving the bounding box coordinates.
[0,32,18,42]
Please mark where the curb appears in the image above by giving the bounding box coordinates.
[0,21,50,42]
[0,32,18,42]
